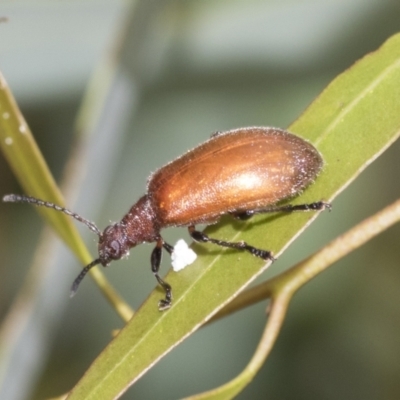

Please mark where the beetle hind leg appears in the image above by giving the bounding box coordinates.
[231,201,331,220]
[250,201,331,216]
[188,226,275,262]
[151,238,173,311]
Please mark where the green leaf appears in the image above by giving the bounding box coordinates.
[67,33,400,400]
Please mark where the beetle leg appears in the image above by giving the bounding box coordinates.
[255,200,331,214]
[231,201,331,219]
[162,241,174,254]
[229,210,254,220]
[188,226,275,261]
[151,238,173,311]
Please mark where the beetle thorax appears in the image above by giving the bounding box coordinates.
[121,195,160,245]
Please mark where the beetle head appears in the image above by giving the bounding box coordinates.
[98,222,130,266]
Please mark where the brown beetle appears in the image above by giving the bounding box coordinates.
[3,127,329,310]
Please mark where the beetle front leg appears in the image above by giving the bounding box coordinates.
[188,226,275,261]
[151,238,173,311]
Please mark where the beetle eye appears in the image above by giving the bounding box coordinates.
[109,240,120,257]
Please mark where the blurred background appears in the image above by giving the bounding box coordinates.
[0,1,399,399]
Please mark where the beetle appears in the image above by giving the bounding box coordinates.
[3,127,329,310]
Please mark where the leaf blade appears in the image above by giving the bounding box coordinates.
[67,33,400,400]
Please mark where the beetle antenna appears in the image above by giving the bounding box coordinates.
[70,258,101,297]
[3,194,101,236]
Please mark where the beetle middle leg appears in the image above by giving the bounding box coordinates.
[188,226,275,261]
[151,238,174,311]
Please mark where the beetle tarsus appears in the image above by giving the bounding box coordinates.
[155,273,172,311]
[250,247,275,261]
[158,297,172,311]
